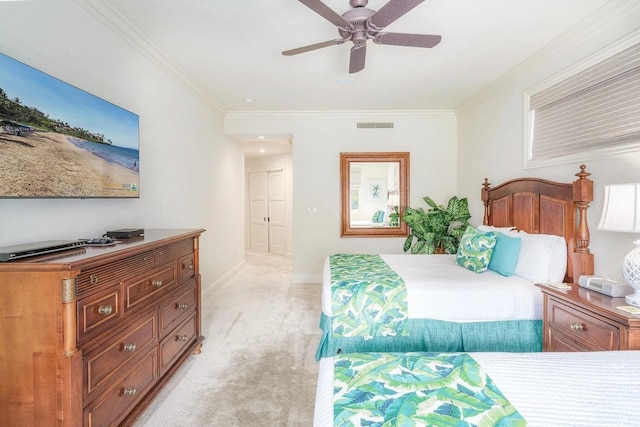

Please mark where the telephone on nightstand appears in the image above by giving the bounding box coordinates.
[578,275,634,297]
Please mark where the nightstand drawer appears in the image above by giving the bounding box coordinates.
[548,298,620,350]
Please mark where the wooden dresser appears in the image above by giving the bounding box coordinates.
[537,283,640,351]
[0,229,205,426]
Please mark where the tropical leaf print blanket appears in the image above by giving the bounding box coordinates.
[330,254,409,339]
[334,352,526,427]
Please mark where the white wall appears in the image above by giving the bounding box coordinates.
[244,152,294,257]
[0,0,246,293]
[7,1,634,290]
[456,2,640,282]
[226,111,458,283]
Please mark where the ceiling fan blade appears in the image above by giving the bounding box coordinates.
[282,38,346,56]
[349,43,366,74]
[375,32,441,48]
[368,0,425,30]
[298,0,352,28]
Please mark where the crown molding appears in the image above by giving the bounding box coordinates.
[225,110,456,121]
[73,0,225,116]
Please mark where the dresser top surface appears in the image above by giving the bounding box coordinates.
[0,228,205,271]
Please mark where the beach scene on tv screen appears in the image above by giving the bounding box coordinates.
[0,52,139,198]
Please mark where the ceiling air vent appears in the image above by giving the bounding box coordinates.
[356,122,394,129]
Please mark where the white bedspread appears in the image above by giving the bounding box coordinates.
[322,254,542,322]
[314,351,640,427]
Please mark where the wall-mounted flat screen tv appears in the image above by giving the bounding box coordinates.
[0,52,139,198]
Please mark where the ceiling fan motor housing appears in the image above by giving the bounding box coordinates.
[338,7,376,41]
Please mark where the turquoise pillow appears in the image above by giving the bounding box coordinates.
[488,232,522,277]
[371,210,384,223]
[456,226,498,273]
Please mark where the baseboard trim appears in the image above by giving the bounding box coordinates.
[201,260,246,302]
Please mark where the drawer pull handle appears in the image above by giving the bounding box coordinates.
[570,323,584,331]
[123,343,137,352]
[177,303,188,310]
[90,275,99,285]
[98,305,113,316]
[177,334,189,342]
[123,387,137,397]
[184,264,194,271]
[152,280,163,287]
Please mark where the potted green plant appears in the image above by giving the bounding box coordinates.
[388,206,400,227]
[401,196,471,254]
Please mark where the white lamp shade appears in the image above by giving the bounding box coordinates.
[597,183,640,233]
[387,191,399,207]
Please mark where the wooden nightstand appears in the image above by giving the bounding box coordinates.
[536,283,640,351]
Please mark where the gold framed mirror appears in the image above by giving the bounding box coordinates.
[340,152,410,237]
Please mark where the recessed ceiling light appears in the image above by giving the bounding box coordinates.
[258,135,265,139]
[244,98,254,103]
[259,149,266,153]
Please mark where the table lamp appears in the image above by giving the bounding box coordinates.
[597,183,640,307]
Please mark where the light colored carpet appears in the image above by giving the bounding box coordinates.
[134,251,322,426]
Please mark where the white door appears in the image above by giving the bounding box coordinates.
[267,169,285,255]
[248,168,286,254]
[249,171,268,252]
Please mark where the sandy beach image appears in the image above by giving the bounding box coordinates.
[0,130,139,198]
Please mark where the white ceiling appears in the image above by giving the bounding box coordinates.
[101,0,611,155]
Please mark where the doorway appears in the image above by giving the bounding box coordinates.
[248,168,285,255]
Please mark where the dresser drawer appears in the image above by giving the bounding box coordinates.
[155,239,194,266]
[178,253,196,283]
[159,314,197,375]
[77,283,122,344]
[84,349,158,427]
[159,280,196,336]
[125,264,177,312]
[548,298,620,350]
[76,251,154,296]
[84,312,157,402]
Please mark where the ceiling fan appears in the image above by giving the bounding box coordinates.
[282,0,441,74]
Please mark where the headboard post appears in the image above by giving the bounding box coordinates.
[572,165,594,279]
[481,178,491,225]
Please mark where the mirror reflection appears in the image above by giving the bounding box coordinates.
[349,162,400,228]
[340,152,409,237]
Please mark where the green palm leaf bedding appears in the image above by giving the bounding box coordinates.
[333,352,525,427]
[330,254,409,339]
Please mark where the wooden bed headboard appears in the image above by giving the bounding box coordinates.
[481,165,594,283]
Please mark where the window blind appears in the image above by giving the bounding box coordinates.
[528,42,640,161]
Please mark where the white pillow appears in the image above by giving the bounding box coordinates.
[548,236,568,282]
[513,232,567,283]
